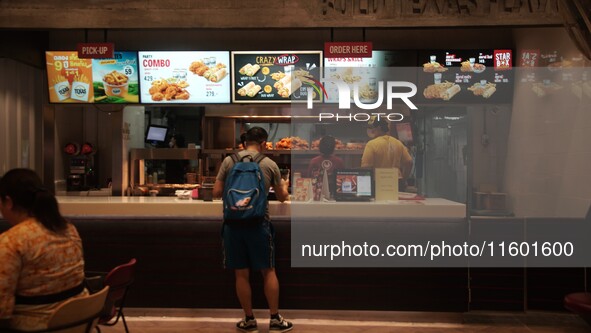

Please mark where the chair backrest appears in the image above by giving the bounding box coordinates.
[103,258,136,306]
[47,286,109,333]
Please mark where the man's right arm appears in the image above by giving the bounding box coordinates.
[273,178,290,203]
[270,163,289,202]
[400,146,413,179]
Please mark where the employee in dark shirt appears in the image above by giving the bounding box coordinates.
[165,134,188,184]
[307,135,345,197]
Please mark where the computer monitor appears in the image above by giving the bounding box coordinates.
[334,169,375,202]
[145,125,168,144]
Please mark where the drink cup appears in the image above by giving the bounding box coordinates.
[434,73,442,84]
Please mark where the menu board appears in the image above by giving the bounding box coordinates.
[418,49,514,104]
[92,52,139,103]
[322,51,417,103]
[231,51,322,103]
[46,51,94,103]
[138,51,230,104]
[46,51,140,103]
[518,49,590,99]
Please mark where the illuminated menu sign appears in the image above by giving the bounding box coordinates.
[46,51,94,103]
[92,52,139,103]
[231,51,322,103]
[138,51,231,104]
[418,49,514,104]
[518,49,589,99]
[322,50,417,103]
[46,51,139,104]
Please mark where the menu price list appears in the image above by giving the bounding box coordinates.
[322,51,418,104]
[138,51,231,104]
[518,50,590,99]
[417,49,514,104]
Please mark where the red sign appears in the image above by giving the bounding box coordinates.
[519,49,540,67]
[324,42,373,58]
[493,49,512,70]
[76,43,115,59]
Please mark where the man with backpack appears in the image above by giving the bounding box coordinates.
[213,126,293,332]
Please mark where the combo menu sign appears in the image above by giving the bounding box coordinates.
[138,51,231,104]
[231,51,323,103]
[46,51,139,103]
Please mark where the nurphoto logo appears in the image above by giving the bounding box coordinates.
[305,69,418,122]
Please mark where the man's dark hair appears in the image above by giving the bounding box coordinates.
[367,116,390,133]
[319,135,336,156]
[245,126,268,144]
[240,133,247,147]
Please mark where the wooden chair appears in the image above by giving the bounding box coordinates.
[86,258,137,333]
[2,286,109,333]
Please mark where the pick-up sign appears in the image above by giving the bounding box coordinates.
[77,43,114,59]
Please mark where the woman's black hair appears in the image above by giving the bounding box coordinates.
[319,135,336,156]
[0,168,68,232]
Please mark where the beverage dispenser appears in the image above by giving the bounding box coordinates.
[64,142,97,191]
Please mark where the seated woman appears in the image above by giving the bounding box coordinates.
[0,168,86,331]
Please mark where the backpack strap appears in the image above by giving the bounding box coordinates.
[253,153,267,164]
[232,152,267,164]
[230,153,240,164]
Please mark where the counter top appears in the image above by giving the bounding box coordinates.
[53,197,466,219]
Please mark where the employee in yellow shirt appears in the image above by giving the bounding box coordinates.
[361,117,413,190]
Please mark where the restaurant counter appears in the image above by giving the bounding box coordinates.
[55,196,466,219]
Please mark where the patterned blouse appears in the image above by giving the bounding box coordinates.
[0,218,85,330]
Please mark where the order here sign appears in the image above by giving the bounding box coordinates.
[324,42,372,58]
[76,43,115,59]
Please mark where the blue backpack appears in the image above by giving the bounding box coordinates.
[222,153,268,224]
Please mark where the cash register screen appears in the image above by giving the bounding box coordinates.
[334,169,374,201]
[145,125,168,143]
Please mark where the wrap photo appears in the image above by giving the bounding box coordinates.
[239,63,252,75]
[203,68,215,80]
[238,81,256,96]
[245,64,261,77]
[210,68,227,82]
[274,74,292,89]
[246,84,262,97]
[442,84,461,100]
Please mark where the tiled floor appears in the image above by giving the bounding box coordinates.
[97,308,591,332]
